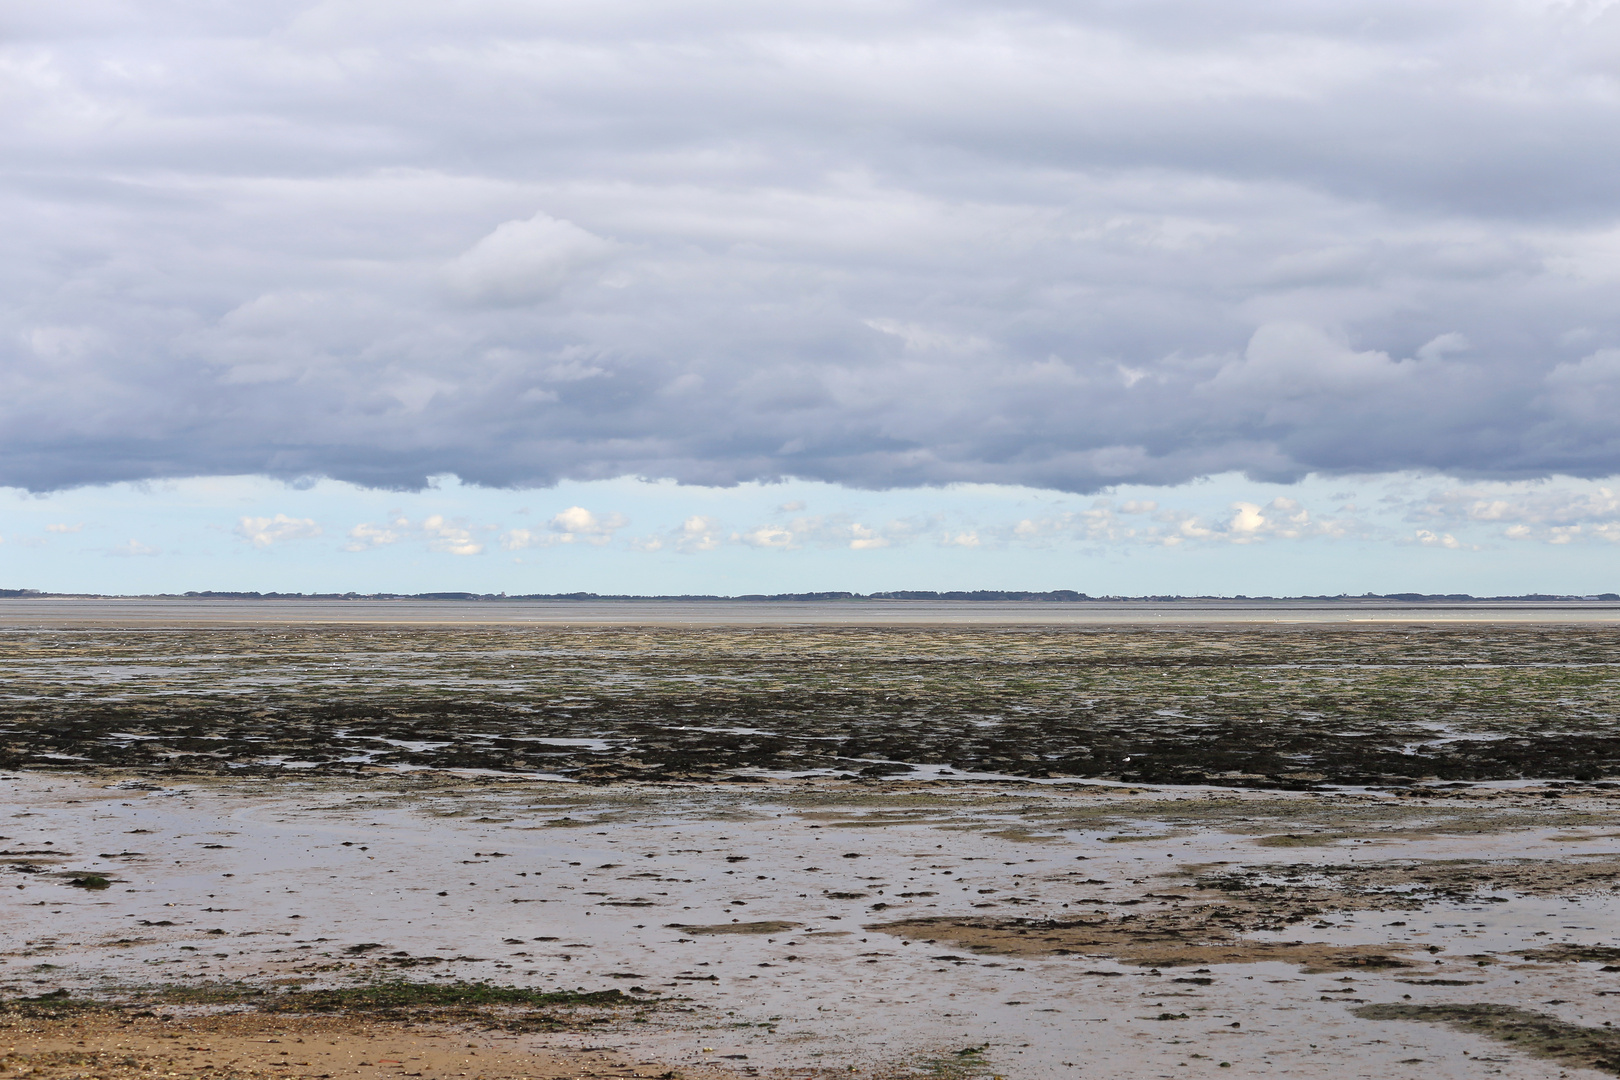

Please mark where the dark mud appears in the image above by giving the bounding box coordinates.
[4,625,1619,788]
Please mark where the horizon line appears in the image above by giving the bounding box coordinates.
[3,589,1619,604]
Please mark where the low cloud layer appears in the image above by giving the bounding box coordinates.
[5,2,1620,494]
[225,478,1620,563]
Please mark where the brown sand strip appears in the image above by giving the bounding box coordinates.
[0,1009,666,1080]
[870,915,1417,972]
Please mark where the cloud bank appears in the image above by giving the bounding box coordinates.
[4,1,1620,494]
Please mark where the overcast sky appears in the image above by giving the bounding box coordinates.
[4,1,1620,591]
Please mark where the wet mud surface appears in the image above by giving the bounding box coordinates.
[4,625,1620,788]
[7,771,1620,1078]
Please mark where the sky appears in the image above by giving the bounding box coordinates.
[4,1,1620,594]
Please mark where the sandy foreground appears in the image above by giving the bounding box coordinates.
[6,770,1620,1079]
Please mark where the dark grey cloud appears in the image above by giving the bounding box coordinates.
[4,0,1620,493]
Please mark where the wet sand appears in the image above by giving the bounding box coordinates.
[7,772,1620,1078]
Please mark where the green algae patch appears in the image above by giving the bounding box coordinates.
[256,981,630,1012]
[1355,1003,1620,1075]
[907,1042,1001,1080]
[6,982,635,1017]
[0,990,119,1020]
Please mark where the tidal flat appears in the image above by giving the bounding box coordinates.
[4,620,1620,787]
[4,612,1620,1078]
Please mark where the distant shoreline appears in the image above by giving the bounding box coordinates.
[4,588,1617,603]
[3,595,1619,627]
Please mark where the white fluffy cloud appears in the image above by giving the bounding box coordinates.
[735,524,797,549]
[632,515,724,553]
[734,514,924,551]
[234,514,322,547]
[345,514,486,555]
[421,515,485,556]
[1412,530,1470,550]
[345,520,405,552]
[503,506,628,549]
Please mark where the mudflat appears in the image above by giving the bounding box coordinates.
[3,613,1619,1078]
[4,619,1620,787]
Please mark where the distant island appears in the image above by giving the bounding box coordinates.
[2,589,1616,602]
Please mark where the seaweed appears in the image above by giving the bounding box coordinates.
[255,981,629,1012]
[4,625,1619,788]
[0,980,641,1030]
